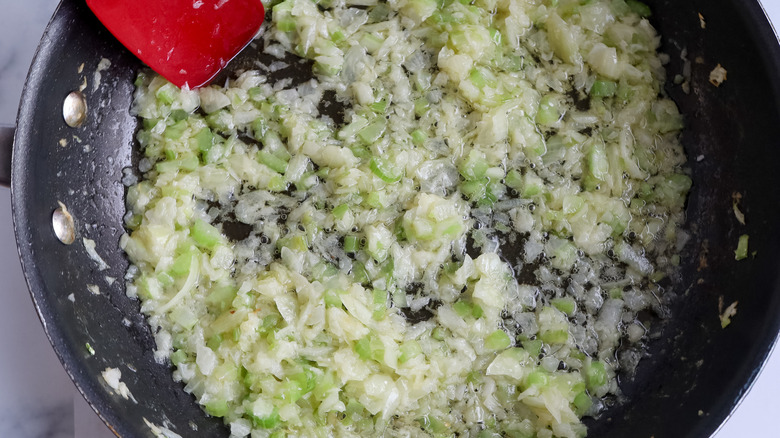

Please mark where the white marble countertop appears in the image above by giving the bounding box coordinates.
[1,1,779,437]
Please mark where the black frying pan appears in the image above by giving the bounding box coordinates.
[2,0,780,436]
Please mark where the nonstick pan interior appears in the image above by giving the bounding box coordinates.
[10,0,780,437]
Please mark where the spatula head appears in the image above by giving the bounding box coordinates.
[86,0,265,89]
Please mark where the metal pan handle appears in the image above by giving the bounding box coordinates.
[0,125,12,187]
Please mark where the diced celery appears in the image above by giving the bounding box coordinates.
[453,301,471,318]
[419,414,449,434]
[344,234,359,253]
[250,408,281,429]
[339,116,370,139]
[551,297,576,315]
[354,336,372,360]
[155,155,199,173]
[206,283,237,311]
[431,327,446,341]
[536,95,560,126]
[505,169,523,191]
[461,178,488,201]
[359,33,385,54]
[538,306,569,344]
[351,261,370,285]
[164,120,187,140]
[585,360,608,390]
[191,219,222,250]
[205,400,229,417]
[324,289,343,308]
[735,234,749,261]
[170,109,188,122]
[370,99,388,113]
[258,150,289,174]
[521,339,542,358]
[590,80,618,98]
[411,129,427,146]
[414,97,430,117]
[170,349,187,366]
[358,118,387,144]
[399,340,422,363]
[485,329,512,350]
[627,0,652,17]
[585,142,609,189]
[194,127,213,153]
[267,174,287,192]
[460,150,489,180]
[207,333,222,350]
[573,391,593,416]
[372,289,387,320]
[369,157,402,183]
[332,203,349,219]
[524,370,548,388]
[155,83,178,105]
[170,248,197,277]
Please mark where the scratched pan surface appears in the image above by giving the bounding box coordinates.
[9,0,780,436]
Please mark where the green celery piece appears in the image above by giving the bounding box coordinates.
[207,334,222,350]
[585,360,608,390]
[170,349,187,366]
[524,370,548,388]
[453,300,472,318]
[332,203,349,219]
[536,95,560,126]
[372,289,387,321]
[257,150,289,174]
[485,329,512,350]
[359,32,384,53]
[590,80,618,98]
[170,248,197,278]
[626,0,652,17]
[411,129,427,146]
[324,289,343,308]
[155,155,199,173]
[370,99,388,113]
[194,128,213,153]
[469,68,487,88]
[461,178,488,201]
[459,150,489,180]
[155,83,177,104]
[369,156,402,182]
[354,336,372,360]
[206,283,237,312]
[505,169,523,191]
[521,339,542,358]
[170,109,188,122]
[191,219,222,250]
[343,234,359,253]
[573,391,593,416]
[358,118,387,144]
[399,340,422,363]
[205,400,229,417]
[551,297,576,315]
[419,414,449,434]
[414,97,430,117]
[735,234,749,260]
[251,408,281,429]
[540,329,568,344]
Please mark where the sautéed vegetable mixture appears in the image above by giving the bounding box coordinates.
[122,0,690,436]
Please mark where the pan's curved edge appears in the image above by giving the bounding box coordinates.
[10,1,229,437]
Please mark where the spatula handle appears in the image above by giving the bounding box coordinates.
[0,125,12,187]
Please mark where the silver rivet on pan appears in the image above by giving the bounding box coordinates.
[53,202,76,245]
[63,91,87,128]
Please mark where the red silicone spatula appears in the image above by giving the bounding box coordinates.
[86,0,265,89]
